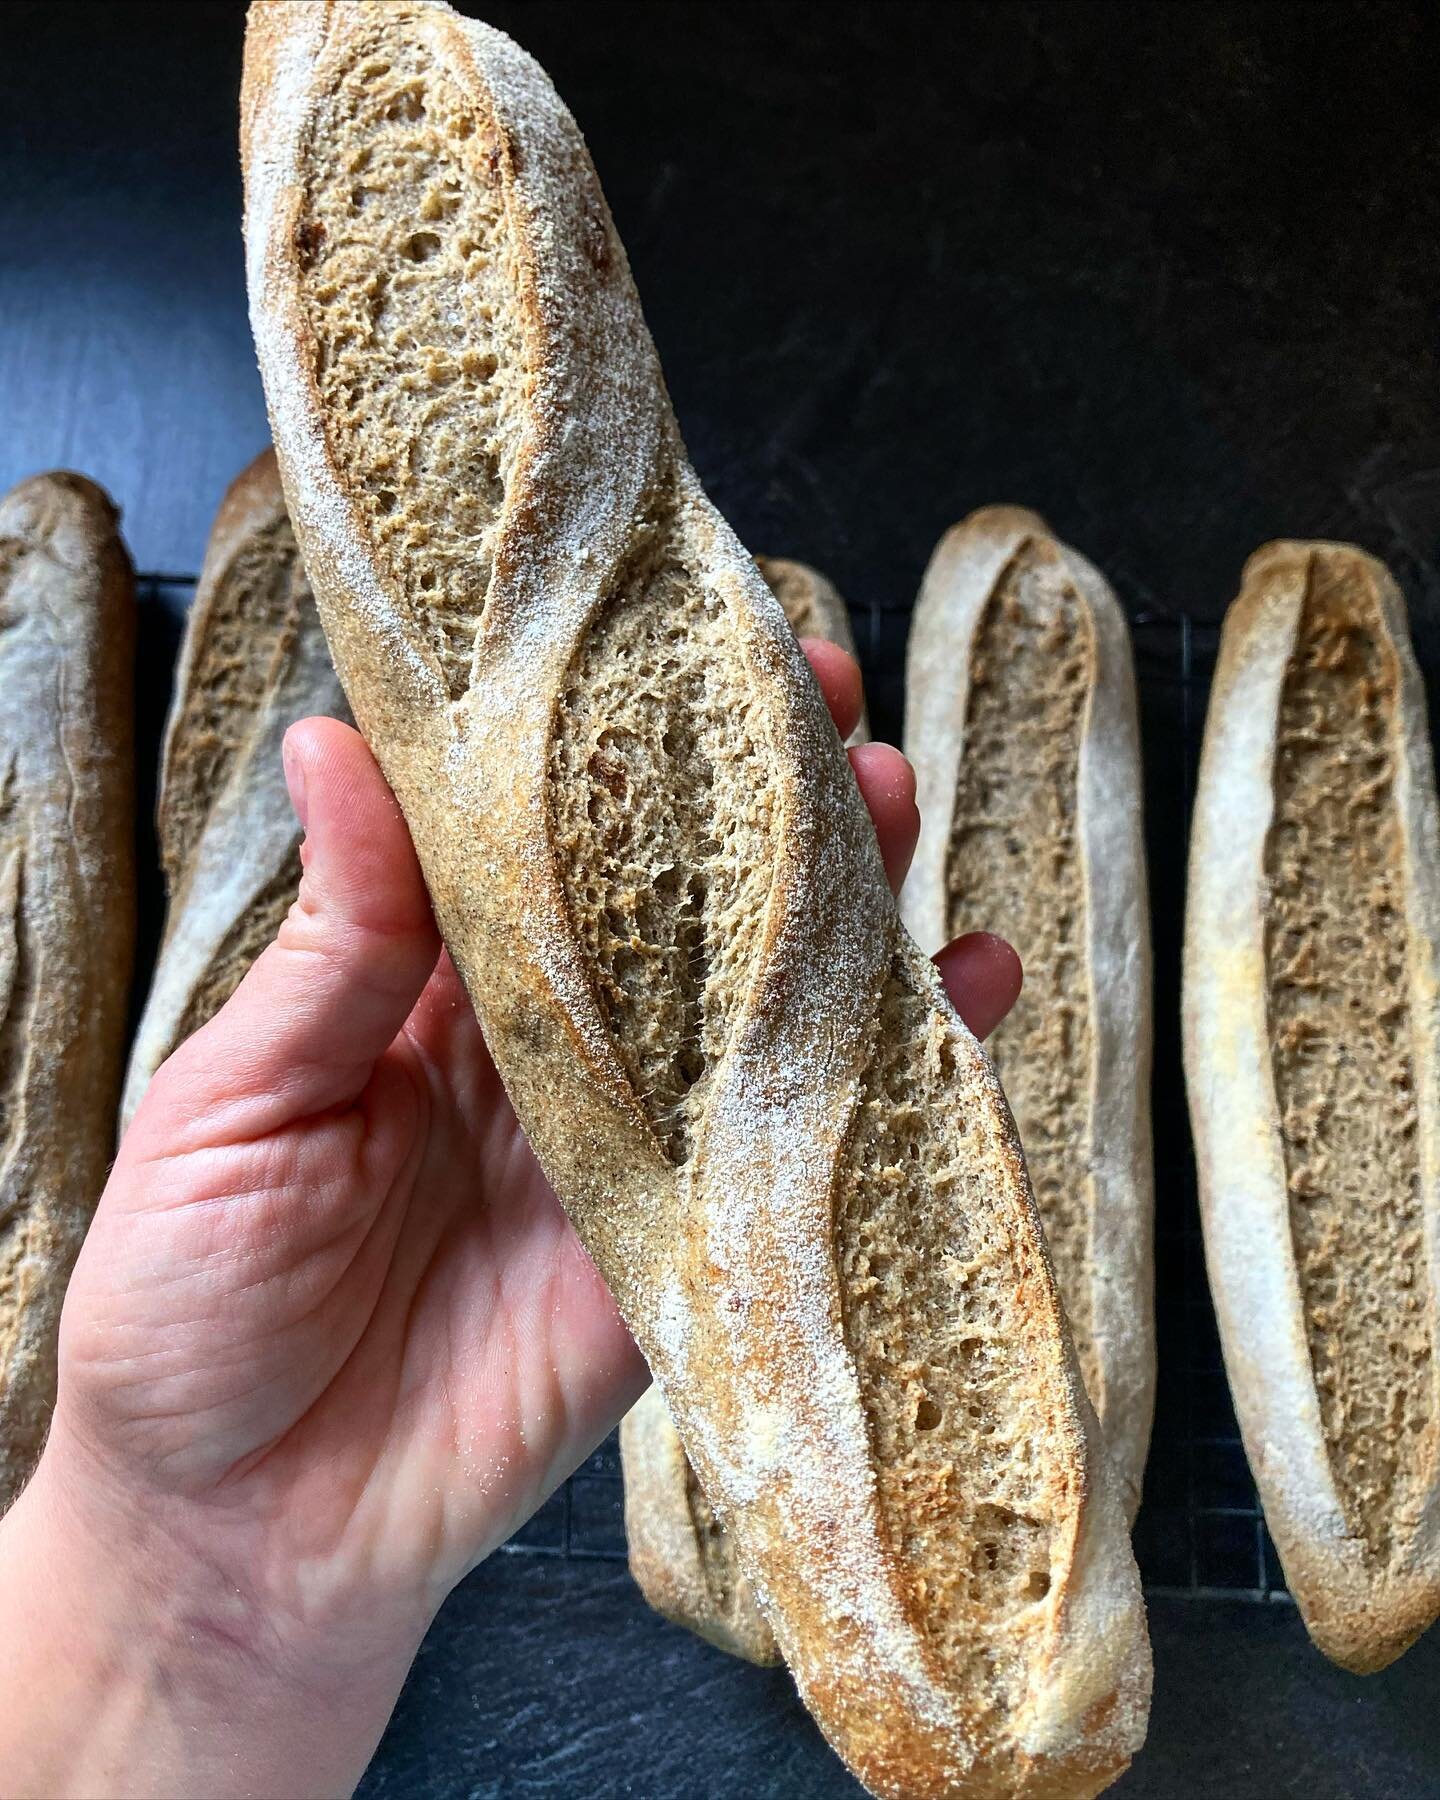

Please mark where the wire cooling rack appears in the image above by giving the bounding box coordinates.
[135,576,1285,1601]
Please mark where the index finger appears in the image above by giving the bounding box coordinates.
[800,637,864,743]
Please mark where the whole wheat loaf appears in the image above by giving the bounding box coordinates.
[119,448,348,1133]
[0,472,134,1507]
[243,6,1150,1793]
[1185,541,1440,1673]
[902,508,1155,1522]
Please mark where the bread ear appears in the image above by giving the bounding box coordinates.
[619,552,867,1668]
[620,1385,781,1666]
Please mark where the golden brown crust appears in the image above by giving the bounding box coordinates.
[902,507,1155,1524]
[243,6,1150,1791]
[0,471,135,1505]
[119,448,347,1131]
[1184,540,1440,1672]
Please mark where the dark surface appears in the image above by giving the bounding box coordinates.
[7,2,1440,1795]
[360,1561,1440,1800]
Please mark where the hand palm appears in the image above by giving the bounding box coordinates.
[65,943,636,1619]
[49,660,1017,1654]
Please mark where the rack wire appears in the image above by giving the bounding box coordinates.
[137,573,1285,1600]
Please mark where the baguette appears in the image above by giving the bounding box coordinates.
[1184,541,1440,1673]
[242,6,1150,1794]
[901,508,1155,1522]
[618,554,861,1669]
[119,448,347,1133]
[620,1383,781,1665]
[0,472,135,1506]
[757,556,870,744]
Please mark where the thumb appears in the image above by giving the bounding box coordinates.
[135,717,441,1145]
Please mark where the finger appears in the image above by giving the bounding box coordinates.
[935,932,1024,1041]
[801,638,864,743]
[138,718,442,1142]
[849,742,919,894]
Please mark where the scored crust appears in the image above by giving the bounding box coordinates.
[1184,540,1440,1673]
[242,6,1150,1794]
[119,448,348,1132]
[0,472,135,1506]
[620,552,867,1669]
[902,506,1155,1523]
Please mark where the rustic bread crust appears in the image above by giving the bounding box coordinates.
[119,448,347,1132]
[901,507,1155,1523]
[619,553,860,1669]
[243,6,1150,1793]
[620,1384,781,1666]
[0,471,135,1506]
[757,556,870,744]
[1184,541,1440,1673]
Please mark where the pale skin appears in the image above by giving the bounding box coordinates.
[0,642,1021,1799]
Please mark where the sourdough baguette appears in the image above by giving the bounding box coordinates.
[901,508,1155,1522]
[119,448,347,1132]
[0,472,135,1506]
[620,552,868,1669]
[1184,541,1440,1673]
[243,6,1150,1794]
[620,1383,781,1665]
[757,555,870,744]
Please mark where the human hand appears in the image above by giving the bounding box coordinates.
[0,641,1020,1799]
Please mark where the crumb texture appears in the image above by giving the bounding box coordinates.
[162,519,305,884]
[548,508,780,1163]
[944,542,1100,1405]
[1264,557,1434,1560]
[296,21,526,700]
[836,955,1064,1729]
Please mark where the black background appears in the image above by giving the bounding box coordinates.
[6,3,1440,1796]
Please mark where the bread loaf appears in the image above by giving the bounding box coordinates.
[621,1383,781,1665]
[119,448,347,1133]
[243,6,1150,1793]
[756,556,869,743]
[902,507,1155,1522]
[1184,540,1440,1673]
[0,472,134,1506]
[619,554,863,1669]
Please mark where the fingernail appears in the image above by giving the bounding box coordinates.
[283,736,309,831]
